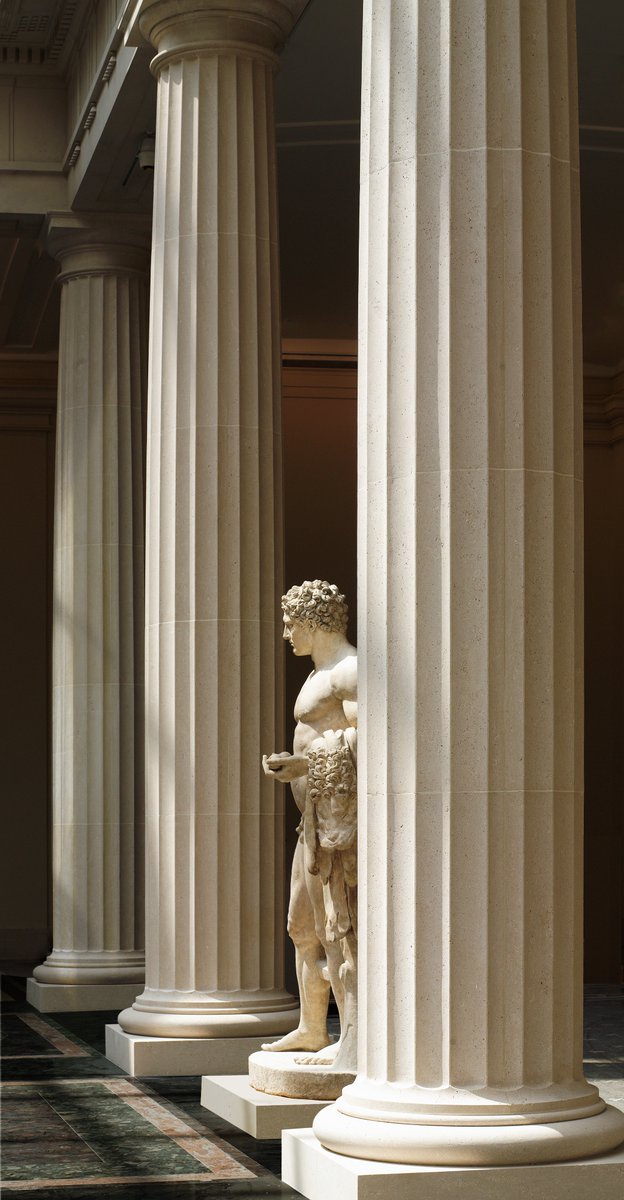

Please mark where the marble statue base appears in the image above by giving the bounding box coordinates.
[200,1074,330,1138]
[248,1049,355,1101]
[283,1127,624,1200]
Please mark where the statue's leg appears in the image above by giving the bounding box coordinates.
[261,837,330,1052]
[321,928,346,1033]
[327,919,357,1072]
[294,860,350,1066]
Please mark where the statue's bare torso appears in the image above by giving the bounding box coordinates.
[290,655,357,812]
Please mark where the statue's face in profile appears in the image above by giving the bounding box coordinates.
[283,613,313,656]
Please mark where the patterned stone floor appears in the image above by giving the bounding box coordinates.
[0,975,299,1199]
[582,986,624,1112]
[1,974,623,1198]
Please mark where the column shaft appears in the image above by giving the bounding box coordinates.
[30,217,149,1008]
[118,1,302,1039]
[313,0,624,1167]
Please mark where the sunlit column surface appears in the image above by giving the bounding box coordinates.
[312,0,624,1167]
[118,0,305,1039]
[30,214,149,1010]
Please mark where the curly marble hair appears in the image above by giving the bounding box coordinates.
[281,580,348,635]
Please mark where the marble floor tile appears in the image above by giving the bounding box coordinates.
[2,1013,61,1057]
[2,1012,93,1060]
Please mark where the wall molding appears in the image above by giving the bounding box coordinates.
[584,368,624,446]
[0,354,57,412]
[282,337,357,364]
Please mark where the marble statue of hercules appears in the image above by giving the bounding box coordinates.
[262,580,357,1071]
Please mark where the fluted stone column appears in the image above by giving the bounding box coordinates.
[284,0,624,1191]
[110,1,303,1068]
[28,214,149,1013]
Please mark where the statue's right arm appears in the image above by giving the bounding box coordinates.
[262,753,309,782]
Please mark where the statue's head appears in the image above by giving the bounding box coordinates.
[281,580,348,636]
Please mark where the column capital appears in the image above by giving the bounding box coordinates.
[44,212,151,282]
[132,0,309,73]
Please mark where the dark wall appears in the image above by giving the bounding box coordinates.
[280,362,357,994]
[584,437,624,983]
[282,366,358,647]
[0,373,55,965]
[277,0,362,341]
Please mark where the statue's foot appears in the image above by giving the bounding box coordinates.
[261,1028,330,1053]
[293,1053,335,1065]
[294,1040,340,1066]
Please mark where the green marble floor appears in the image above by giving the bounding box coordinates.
[0,975,300,1199]
[2,974,623,1199]
[582,986,624,1112]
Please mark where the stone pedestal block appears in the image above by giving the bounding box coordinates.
[200,1075,330,1139]
[27,980,142,1014]
[105,1024,291,1077]
[283,1128,624,1200]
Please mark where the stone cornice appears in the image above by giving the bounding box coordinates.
[584,369,624,445]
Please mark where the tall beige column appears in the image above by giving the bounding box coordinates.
[28,214,149,1013]
[287,0,624,1184]
[114,0,302,1060]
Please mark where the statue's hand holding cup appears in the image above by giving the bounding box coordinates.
[262,752,309,782]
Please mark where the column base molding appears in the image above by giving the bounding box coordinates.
[312,1102,624,1168]
[106,1024,295,1077]
[26,979,143,1013]
[336,1077,606,1126]
[283,1124,624,1200]
[33,950,145,985]
[200,1073,330,1139]
[118,992,299,1039]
